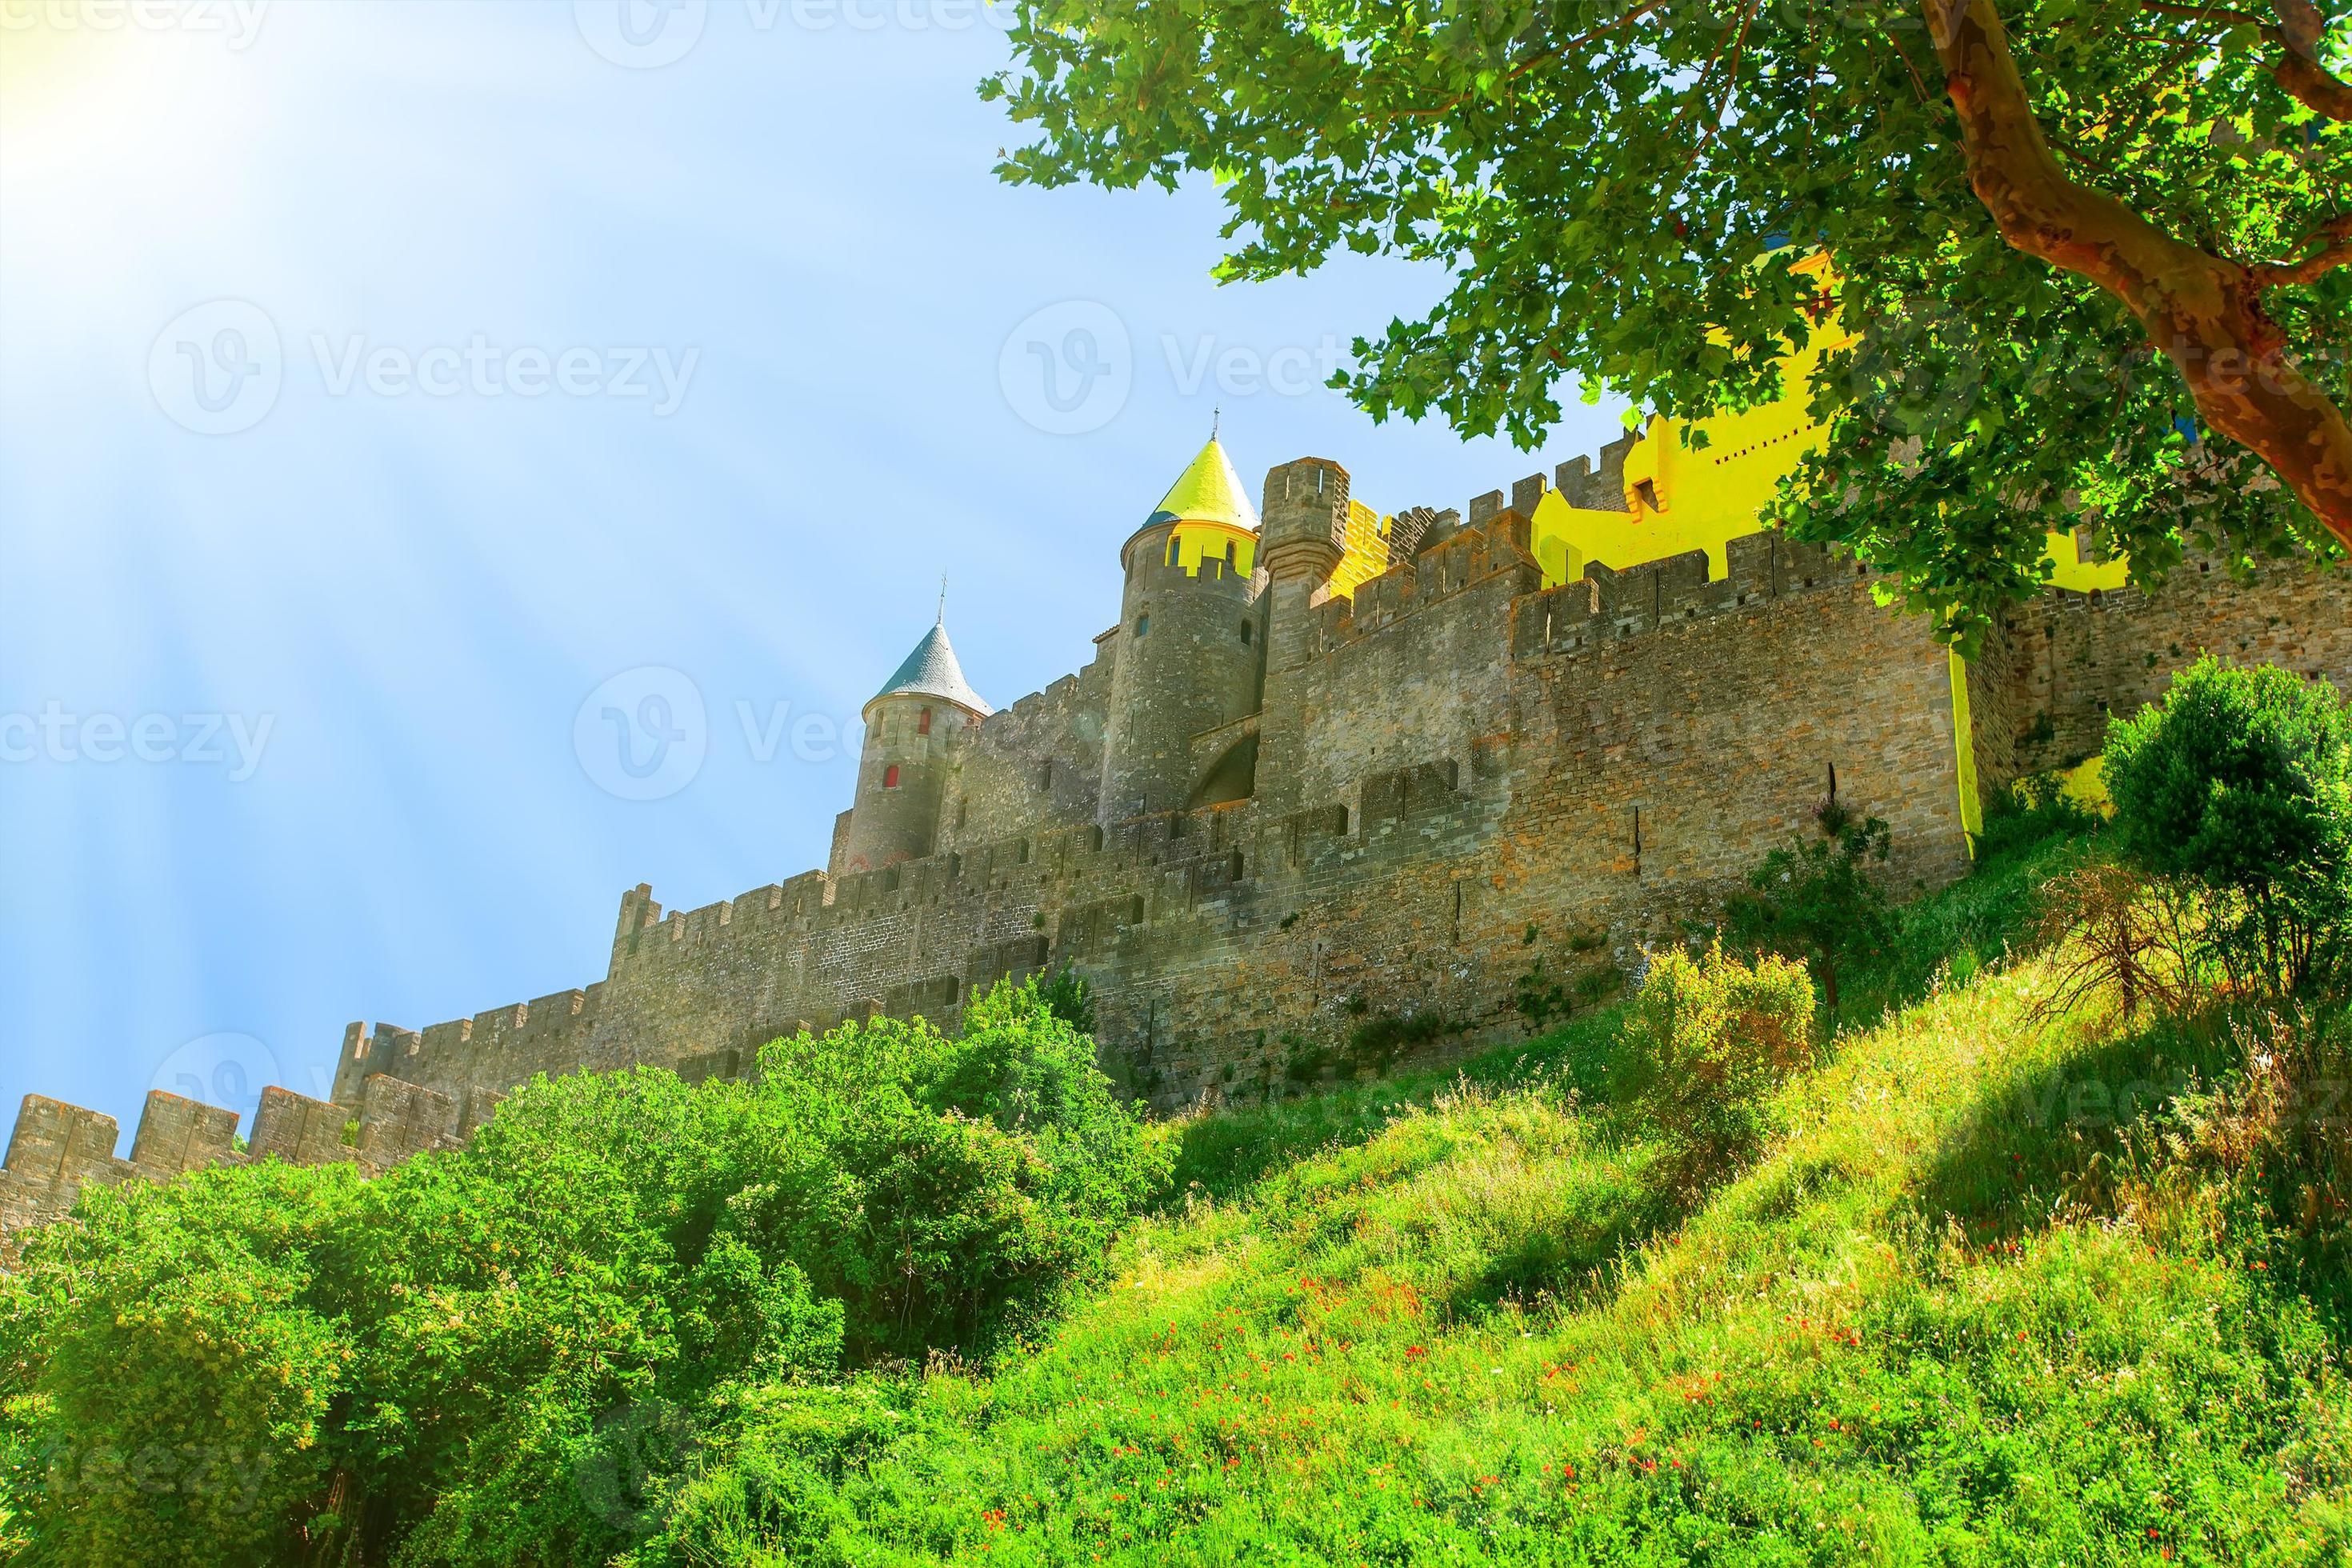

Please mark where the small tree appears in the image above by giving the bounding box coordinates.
[1630,942,1819,1196]
[2104,658,2352,994]
[1036,963,1097,1037]
[1726,799,1894,1024]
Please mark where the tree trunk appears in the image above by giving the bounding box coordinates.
[1923,0,2352,552]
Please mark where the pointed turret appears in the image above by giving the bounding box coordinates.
[1146,435,1261,532]
[832,617,990,877]
[1100,434,1268,820]
[870,622,992,717]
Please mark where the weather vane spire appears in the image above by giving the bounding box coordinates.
[937,571,947,626]
[1210,405,1220,441]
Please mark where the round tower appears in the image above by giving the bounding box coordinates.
[1098,435,1266,820]
[834,620,990,875]
[1258,455,1350,678]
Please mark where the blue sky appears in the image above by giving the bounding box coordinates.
[0,0,1626,1144]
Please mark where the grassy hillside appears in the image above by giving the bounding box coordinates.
[5,816,2345,1566]
[633,834,2350,1565]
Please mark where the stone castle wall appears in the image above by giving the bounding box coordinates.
[7,452,2347,1264]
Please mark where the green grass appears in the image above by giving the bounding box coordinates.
[630,834,2351,1565]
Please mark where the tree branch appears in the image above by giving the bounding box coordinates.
[2135,1,2260,22]
[2268,0,2352,119]
[1383,2,1666,120]
[2251,211,2352,287]
[1925,0,2352,550]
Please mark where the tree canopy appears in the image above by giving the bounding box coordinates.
[984,0,2350,645]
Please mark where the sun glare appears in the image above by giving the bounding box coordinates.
[1,7,274,300]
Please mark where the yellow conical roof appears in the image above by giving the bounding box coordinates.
[1146,437,1259,532]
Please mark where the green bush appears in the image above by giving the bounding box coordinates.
[0,977,1163,1566]
[1628,941,1819,1194]
[2104,658,2352,994]
[1974,766,2102,863]
[1035,963,1096,1035]
[1723,798,1893,1022]
[0,1163,359,1568]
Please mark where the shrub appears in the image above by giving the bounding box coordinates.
[1345,1010,1450,1074]
[2114,1006,2352,1331]
[0,978,1162,1566]
[1724,798,1893,1022]
[1626,942,1818,1194]
[2030,860,2200,1024]
[1974,766,2103,862]
[746,978,1170,1359]
[0,1164,358,1568]
[1037,963,1096,1035]
[2103,658,2352,995]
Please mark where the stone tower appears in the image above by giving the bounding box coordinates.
[1258,456,1350,674]
[1098,436,1266,820]
[1251,456,1352,814]
[832,619,990,875]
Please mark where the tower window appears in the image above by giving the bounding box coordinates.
[882,765,900,790]
[1240,618,1253,645]
[1040,760,1054,790]
[918,707,931,735]
[1134,613,1150,638]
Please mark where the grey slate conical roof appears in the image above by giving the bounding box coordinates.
[870,622,992,716]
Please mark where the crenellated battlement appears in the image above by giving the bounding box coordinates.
[1130,549,1257,598]
[1508,530,1858,658]
[1302,507,1543,658]
[0,1069,493,1262]
[11,433,2342,1270]
[1460,436,1640,526]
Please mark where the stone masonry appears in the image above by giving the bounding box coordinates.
[6,441,2347,1265]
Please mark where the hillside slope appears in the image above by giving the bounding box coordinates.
[637,842,2350,1566]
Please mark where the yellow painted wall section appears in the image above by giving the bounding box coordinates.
[1326,498,1394,600]
[1526,253,2134,599]
[1531,254,1854,588]
[1165,521,1258,579]
[2042,527,2130,594]
[1948,649,1982,856]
